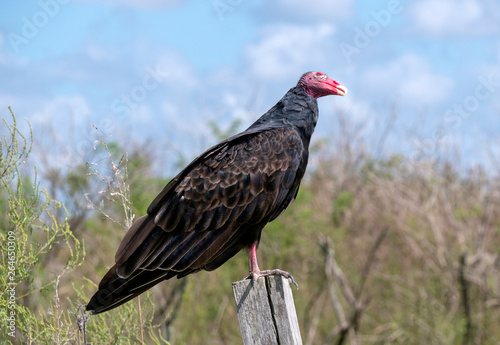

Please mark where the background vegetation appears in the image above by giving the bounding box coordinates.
[1,107,499,344]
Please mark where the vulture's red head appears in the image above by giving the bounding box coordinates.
[298,71,348,99]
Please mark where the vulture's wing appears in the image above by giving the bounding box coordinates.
[113,126,305,279]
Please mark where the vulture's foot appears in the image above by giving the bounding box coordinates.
[246,269,299,289]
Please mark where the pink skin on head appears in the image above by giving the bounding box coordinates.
[299,71,348,99]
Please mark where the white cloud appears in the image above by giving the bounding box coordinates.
[410,0,500,36]
[130,104,152,122]
[156,52,199,91]
[363,53,454,106]
[221,92,237,108]
[161,100,212,152]
[257,0,354,22]
[86,44,115,62]
[246,23,335,80]
[31,96,91,127]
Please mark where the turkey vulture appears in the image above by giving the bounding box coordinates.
[86,71,347,314]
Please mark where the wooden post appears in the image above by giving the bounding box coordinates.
[232,275,303,345]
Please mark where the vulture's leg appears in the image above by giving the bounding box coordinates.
[245,241,299,289]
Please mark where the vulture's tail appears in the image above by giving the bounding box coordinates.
[86,265,177,315]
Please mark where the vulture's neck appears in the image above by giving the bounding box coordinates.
[249,86,319,147]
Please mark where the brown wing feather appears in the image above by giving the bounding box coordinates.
[115,128,304,278]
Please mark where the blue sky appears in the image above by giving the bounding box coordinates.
[1,0,499,174]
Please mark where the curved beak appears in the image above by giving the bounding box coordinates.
[325,76,348,96]
[335,84,348,96]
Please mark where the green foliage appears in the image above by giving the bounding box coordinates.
[332,191,354,226]
[0,110,84,343]
[0,110,170,344]
[0,107,32,185]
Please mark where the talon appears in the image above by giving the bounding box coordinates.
[245,272,260,283]
[244,269,299,289]
[288,275,299,290]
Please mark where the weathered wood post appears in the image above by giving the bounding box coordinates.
[232,275,303,345]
